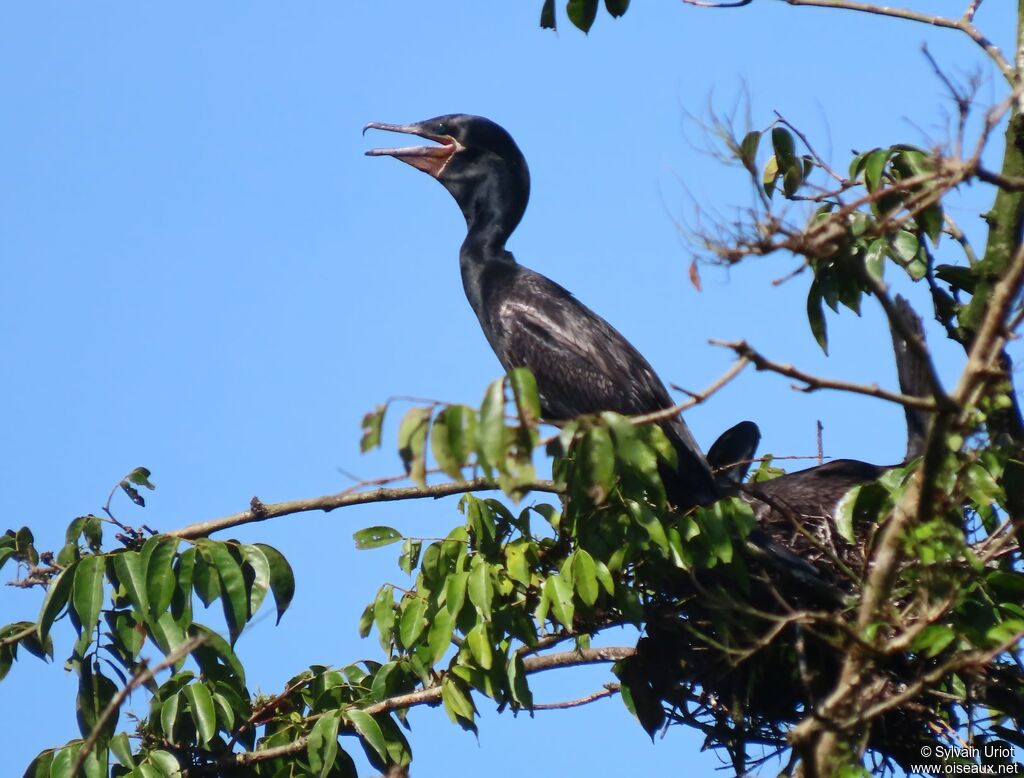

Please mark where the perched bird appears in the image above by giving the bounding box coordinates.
[707,296,933,574]
[364,114,719,510]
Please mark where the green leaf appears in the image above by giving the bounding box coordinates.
[307,712,341,778]
[506,653,533,708]
[504,540,531,587]
[184,682,217,745]
[72,555,106,633]
[397,406,431,486]
[189,623,247,686]
[571,549,599,607]
[191,549,220,608]
[739,130,760,169]
[144,536,179,623]
[445,571,469,618]
[398,596,428,648]
[76,664,118,740]
[109,732,135,769]
[160,691,181,741]
[911,624,956,658]
[0,546,15,573]
[441,676,477,726]
[919,203,943,245]
[437,405,476,480]
[358,603,375,638]
[48,743,82,778]
[426,606,455,666]
[762,155,779,199]
[253,543,294,625]
[239,544,270,618]
[579,426,616,505]
[106,610,145,659]
[431,411,463,481]
[38,561,77,643]
[353,526,404,550]
[864,148,888,192]
[771,127,796,167]
[891,230,919,264]
[374,584,396,653]
[806,281,829,355]
[198,540,248,646]
[360,404,386,453]
[149,611,187,660]
[398,538,422,576]
[465,622,493,670]
[509,367,541,425]
[126,466,156,489]
[782,159,804,197]
[468,560,493,621]
[544,575,575,629]
[170,547,195,629]
[146,750,181,777]
[477,378,507,473]
[834,485,860,545]
[540,0,556,29]
[347,709,389,764]
[605,0,629,16]
[567,0,598,32]
[864,238,886,281]
[22,749,55,778]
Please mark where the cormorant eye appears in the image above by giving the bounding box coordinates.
[435,122,449,136]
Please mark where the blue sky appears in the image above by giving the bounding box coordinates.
[0,2,1016,775]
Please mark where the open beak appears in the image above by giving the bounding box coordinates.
[363,121,461,178]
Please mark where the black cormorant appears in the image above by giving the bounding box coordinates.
[364,114,719,509]
[706,296,933,573]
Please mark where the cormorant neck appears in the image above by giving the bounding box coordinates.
[459,222,516,321]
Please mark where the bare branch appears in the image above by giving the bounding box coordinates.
[709,339,940,412]
[167,478,561,540]
[781,0,1014,84]
[533,684,620,710]
[630,355,750,426]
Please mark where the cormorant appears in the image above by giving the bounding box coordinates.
[706,296,933,573]
[364,114,719,509]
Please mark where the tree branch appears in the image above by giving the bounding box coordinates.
[167,478,560,540]
[782,0,1014,84]
[219,646,635,770]
[709,339,940,412]
[532,684,620,710]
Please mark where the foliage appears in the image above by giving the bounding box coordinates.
[4,2,1024,776]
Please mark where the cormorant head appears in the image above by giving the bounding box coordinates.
[707,420,761,484]
[364,114,531,241]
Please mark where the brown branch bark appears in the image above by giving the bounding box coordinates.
[219,646,635,770]
[532,684,620,710]
[166,478,560,540]
[710,339,940,412]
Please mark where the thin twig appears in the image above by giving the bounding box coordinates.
[532,684,620,710]
[633,356,750,425]
[0,624,35,648]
